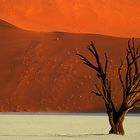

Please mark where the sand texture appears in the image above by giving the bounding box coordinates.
[0,114,139,140]
[0,19,140,112]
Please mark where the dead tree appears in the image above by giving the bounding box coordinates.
[77,38,140,135]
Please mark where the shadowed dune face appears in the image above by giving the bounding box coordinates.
[0,19,17,29]
[0,19,140,112]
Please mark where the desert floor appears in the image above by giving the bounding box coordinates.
[0,113,139,140]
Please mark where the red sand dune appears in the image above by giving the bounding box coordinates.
[0,19,140,112]
[0,0,140,37]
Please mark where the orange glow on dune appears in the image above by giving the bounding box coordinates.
[0,0,140,37]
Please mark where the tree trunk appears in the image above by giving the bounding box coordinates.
[108,111,126,135]
[109,120,124,135]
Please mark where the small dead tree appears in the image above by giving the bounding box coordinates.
[77,38,140,135]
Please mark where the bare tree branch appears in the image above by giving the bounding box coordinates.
[77,39,140,135]
[104,53,108,77]
[118,60,125,92]
[127,99,140,110]
[91,91,102,96]
[76,53,98,71]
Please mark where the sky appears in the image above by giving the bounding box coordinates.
[0,0,140,37]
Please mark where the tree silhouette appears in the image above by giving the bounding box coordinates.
[77,38,140,135]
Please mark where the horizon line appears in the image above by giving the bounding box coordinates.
[0,18,139,39]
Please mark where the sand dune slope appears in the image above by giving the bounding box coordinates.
[0,19,140,112]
